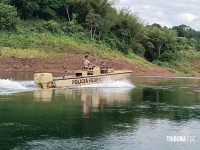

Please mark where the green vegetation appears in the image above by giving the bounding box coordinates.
[0,0,200,76]
[0,3,18,30]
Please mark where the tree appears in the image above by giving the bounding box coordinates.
[143,27,178,61]
[0,3,18,30]
[98,10,117,40]
[85,13,102,39]
[0,0,11,4]
[11,0,40,19]
[172,24,194,38]
[10,0,62,19]
[62,0,73,22]
[36,0,62,19]
[148,23,162,29]
[112,9,144,49]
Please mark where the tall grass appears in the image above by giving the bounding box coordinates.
[0,20,125,59]
[0,47,60,58]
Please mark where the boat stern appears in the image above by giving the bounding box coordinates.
[34,73,53,89]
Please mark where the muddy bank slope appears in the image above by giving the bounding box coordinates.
[0,53,176,76]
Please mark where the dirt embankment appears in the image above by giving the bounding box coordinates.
[0,53,176,76]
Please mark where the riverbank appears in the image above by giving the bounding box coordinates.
[1,25,200,77]
[0,52,177,76]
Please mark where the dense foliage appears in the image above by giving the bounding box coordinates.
[0,0,200,65]
[0,3,18,30]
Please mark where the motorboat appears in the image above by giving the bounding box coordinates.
[34,66,132,89]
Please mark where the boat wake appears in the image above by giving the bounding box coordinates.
[0,78,36,95]
[0,78,134,95]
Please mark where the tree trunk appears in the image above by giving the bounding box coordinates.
[66,7,71,22]
[93,26,97,39]
[90,24,93,39]
[157,42,163,58]
[158,46,161,58]
[63,4,71,22]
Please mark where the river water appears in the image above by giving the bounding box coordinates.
[0,72,200,150]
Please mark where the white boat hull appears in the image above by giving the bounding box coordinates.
[34,70,132,89]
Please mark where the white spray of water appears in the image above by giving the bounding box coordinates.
[0,78,135,95]
[0,79,36,95]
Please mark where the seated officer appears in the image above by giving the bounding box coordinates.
[100,61,108,73]
[100,61,106,68]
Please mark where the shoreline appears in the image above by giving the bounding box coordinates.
[0,54,177,77]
